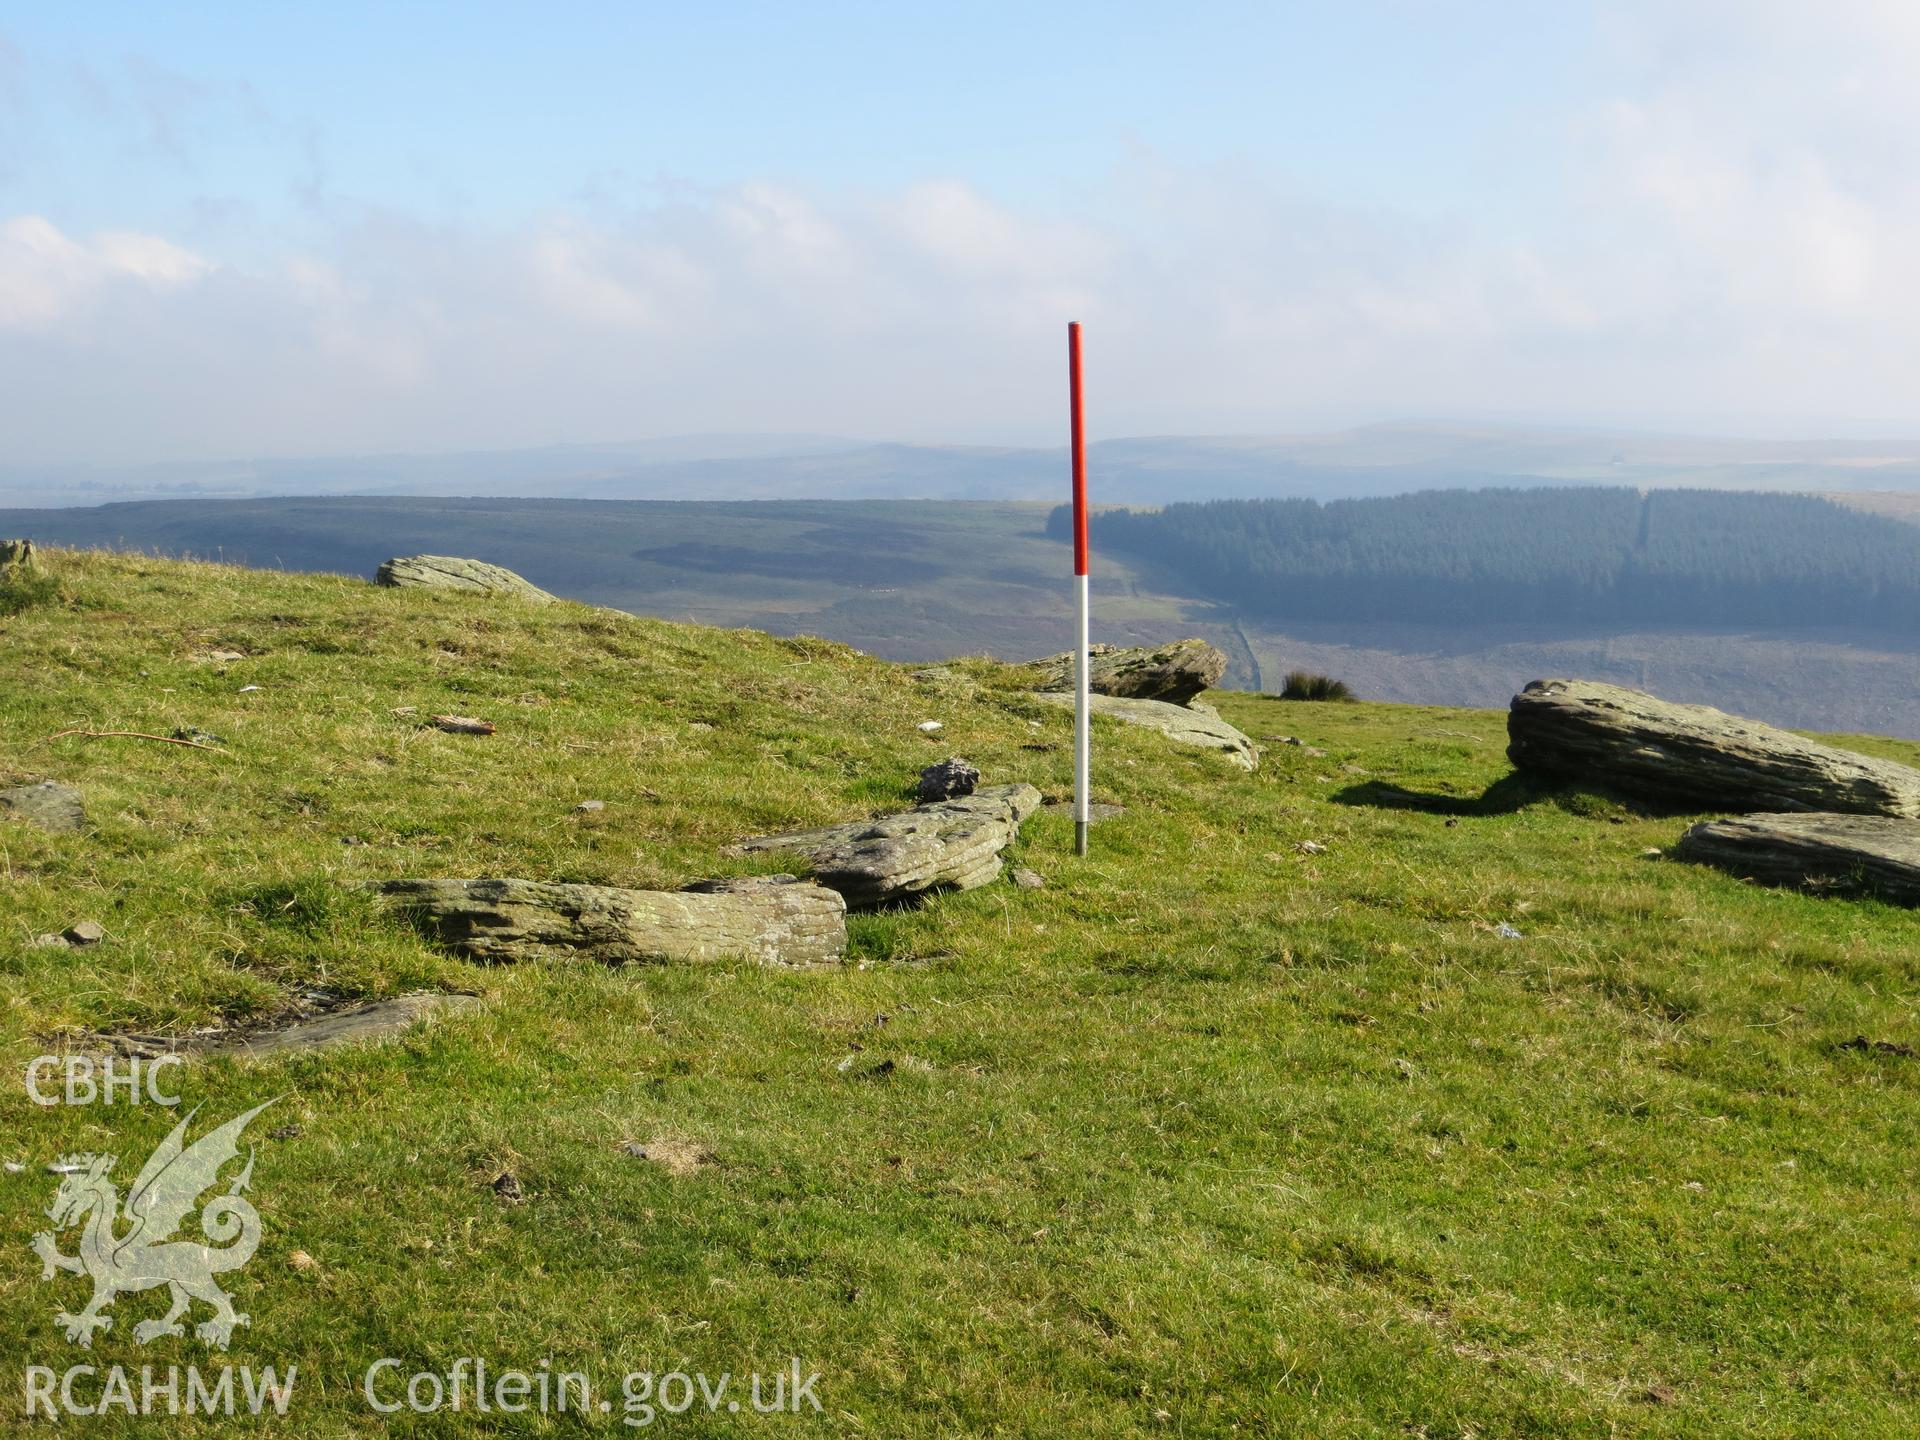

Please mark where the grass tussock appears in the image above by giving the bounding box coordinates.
[0,565,62,616]
[1281,668,1356,701]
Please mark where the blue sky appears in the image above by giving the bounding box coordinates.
[8,4,1585,235]
[4,2,1919,463]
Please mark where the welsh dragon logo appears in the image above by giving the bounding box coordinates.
[31,1100,274,1350]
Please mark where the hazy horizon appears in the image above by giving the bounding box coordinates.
[18,415,1920,477]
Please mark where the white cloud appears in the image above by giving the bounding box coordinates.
[92,229,212,286]
[0,215,209,330]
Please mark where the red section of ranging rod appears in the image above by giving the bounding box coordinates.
[1068,321,1088,575]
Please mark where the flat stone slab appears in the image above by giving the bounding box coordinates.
[1508,679,1920,816]
[733,783,1042,908]
[106,993,481,1059]
[1032,692,1258,771]
[377,874,845,966]
[210,994,480,1055]
[1028,638,1228,706]
[1675,813,1920,904]
[0,780,84,833]
[376,554,556,603]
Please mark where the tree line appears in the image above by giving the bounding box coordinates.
[1047,488,1920,628]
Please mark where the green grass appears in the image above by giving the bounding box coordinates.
[2,548,1917,1437]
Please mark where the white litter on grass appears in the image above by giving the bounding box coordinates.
[239,685,262,693]
[917,720,943,733]
[1494,922,1524,940]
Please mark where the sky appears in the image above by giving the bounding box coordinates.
[4,1,1920,465]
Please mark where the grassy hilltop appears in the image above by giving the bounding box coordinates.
[2,549,1917,1437]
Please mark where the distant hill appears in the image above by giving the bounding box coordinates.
[12,421,1920,509]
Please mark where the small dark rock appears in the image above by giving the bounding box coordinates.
[268,1125,303,1141]
[341,835,366,847]
[170,727,225,746]
[492,1171,525,1204]
[917,757,980,802]
[619,1142,648,1159]
[1839,1035,1917,1059]
[64,920,105,946]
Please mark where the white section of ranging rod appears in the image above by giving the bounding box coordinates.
[1074,571,1090,858]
